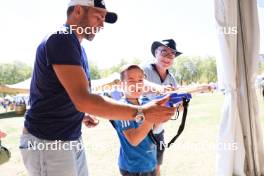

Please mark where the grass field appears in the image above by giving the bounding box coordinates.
[0,92,263,176]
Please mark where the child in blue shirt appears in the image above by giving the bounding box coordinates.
[112,64,157,176]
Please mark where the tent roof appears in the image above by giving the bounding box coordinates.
[6,78,31,90]
[91,72,120,89]
[0,78,31,94]
[0,73,121,94]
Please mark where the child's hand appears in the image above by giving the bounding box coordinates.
[0,130,7,139]
[83,114,99,128]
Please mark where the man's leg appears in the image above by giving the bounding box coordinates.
[20,133,88,176]
[43,139,89,176]
[75,138,89,176]
[20,133,44,176]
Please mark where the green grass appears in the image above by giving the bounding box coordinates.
[0,92,263,176]
[0,111,24,119]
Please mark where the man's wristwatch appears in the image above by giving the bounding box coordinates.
[134,106,145,123]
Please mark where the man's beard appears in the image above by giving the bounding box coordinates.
[79,23,95,41]
[79,15,95,41]
[84,33,95,41]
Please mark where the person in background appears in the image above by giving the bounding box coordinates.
[143,39,182,176]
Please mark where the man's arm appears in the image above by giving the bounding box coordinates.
[123,121,153,146]
[53,65,176,122]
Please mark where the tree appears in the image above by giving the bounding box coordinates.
[100,58,129,78]
[173,56,199,85]
[258,61,264,74]
[131,57,142,65]
[89,61,101,80]
[0,61,32,85]
[198,57,217,83]
[172,56,217,85]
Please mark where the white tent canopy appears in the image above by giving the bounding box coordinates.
[0,73,121,94]
[6,78,31,90]
[0,78,31,94]
[91,72,120,92]
[215,0,264,175]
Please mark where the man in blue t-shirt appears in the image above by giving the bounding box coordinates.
[19,1,177,176]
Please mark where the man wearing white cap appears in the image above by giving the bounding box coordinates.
[19,1,176,176]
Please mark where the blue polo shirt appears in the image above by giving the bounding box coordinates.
[24,25,91,141]
[112,98,157,173]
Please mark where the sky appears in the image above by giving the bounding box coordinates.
[0,0,263,69]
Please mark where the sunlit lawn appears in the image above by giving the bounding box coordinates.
[0,92,263,176]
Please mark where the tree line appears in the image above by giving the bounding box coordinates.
[91,56,218,85]
[0,57,219,87]
[0,61,32,85]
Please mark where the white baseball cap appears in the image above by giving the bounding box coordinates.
[68,0,118,23]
